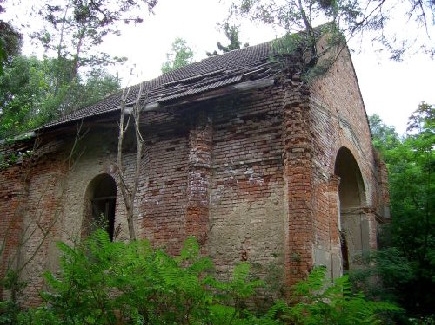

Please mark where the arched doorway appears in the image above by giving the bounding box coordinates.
[334,147,367,271]
[83,174,117,240]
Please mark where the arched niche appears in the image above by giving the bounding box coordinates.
[334,147,368,271]
[82,173,117,241]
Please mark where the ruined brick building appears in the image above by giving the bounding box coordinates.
[0,37,389,304]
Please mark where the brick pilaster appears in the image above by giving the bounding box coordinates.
[327,174,342,278]
[283,85,314,287]
[364,210,378,250]
[185,112,212,247]
[327,175,341,250]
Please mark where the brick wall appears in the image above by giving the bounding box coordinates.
[0,164,26,300]
[208,89,285,283]
[22,157,66,305]
[309,45,387,273]
[0,137,70,305]
[281,81,316,286]
[0,49,388,303]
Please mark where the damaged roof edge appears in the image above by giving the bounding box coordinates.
[42,77,276,127]
[37,41,280,132]
[139,78,276,112]
[1,73,273,147]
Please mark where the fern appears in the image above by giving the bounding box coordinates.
[287,266,401,325]
[14,233,401,324]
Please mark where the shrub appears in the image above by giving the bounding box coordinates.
[15,232,400,324]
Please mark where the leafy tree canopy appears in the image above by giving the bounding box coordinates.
[0,55,120,139]
[33,0,158,79]
[368,102,435,318]
[369,114,401,153]
[161,37,194,73]
[0,1,22,74]
[229,0,434,69]
[207,22,249,56]
[0,0,158,138]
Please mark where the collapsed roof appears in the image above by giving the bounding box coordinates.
[41,40,304,131]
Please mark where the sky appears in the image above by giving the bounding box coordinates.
[7,0,435,135]
[100,0,435,135]
[353,53,435,135]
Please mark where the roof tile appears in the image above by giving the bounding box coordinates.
[42,41,286,130]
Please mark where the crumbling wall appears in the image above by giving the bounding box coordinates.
[0,164,26,300]
[309,45,386,273]
[0,50,387,303]
[208,89,286,286]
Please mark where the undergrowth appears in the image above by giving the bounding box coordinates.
[0,230,399,324]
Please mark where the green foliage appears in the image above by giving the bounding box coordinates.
[16,230,269,324]
[206,23,249,56]
[368,103,435,318]
[285,266,400,325]
[0,21,22,74]
[0,55,50,137]
[231,0,435,61]
[9,233,400,324]
[0,55,120,139]
[34,0,157,79]
[0,0,153,139]
[0,269,27,325]
[0,300,20,325]
[269,23,346,81]
[369,114,402,154]
[206,262,264,320]
[271,32,303,58]
[161,37,194,73]
[230,0,355,77]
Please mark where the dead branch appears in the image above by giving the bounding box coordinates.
[117,84,147,241]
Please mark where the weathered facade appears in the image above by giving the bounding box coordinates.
[0,39,389,305]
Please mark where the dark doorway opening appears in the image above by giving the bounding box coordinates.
[84,174,117,241]
[334,147,366,271]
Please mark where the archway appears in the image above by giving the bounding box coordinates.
[83,174,117,240]
[334,147,367,271]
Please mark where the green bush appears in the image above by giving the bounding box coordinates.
[13,231,399,324]
[284,266,400,325]
[17,230,266,324]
